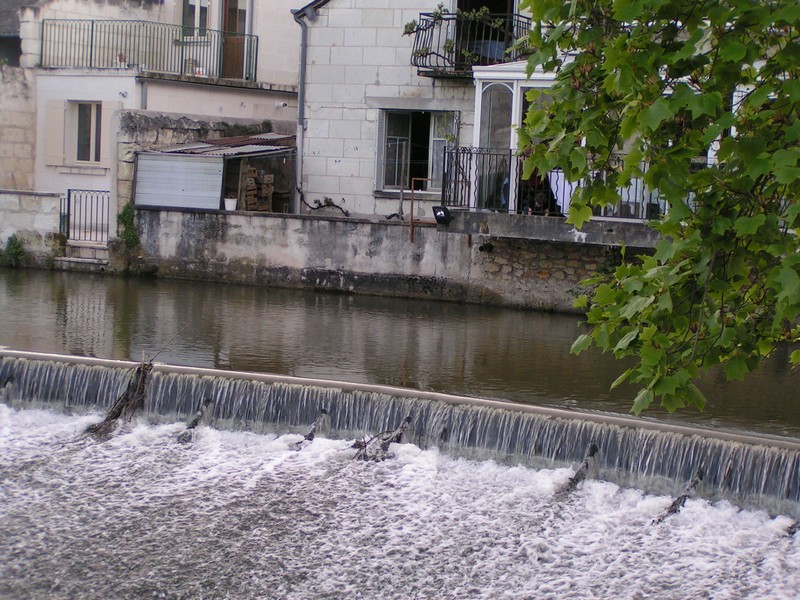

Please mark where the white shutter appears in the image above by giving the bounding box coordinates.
[100,101,122,166]
[375,110,387,190]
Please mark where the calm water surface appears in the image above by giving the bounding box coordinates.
[1,268,798,436]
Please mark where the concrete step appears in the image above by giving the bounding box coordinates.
[53,257,109,273]
[65,241,109,262]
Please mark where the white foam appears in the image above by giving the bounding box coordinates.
[2,406,799,599]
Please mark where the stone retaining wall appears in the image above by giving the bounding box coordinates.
[0,190,62,262]
[135,208,622,312]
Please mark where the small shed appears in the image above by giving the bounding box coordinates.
[134,133,295,212]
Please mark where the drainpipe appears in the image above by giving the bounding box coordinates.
[291,8,310,215]
[246,0,254,79]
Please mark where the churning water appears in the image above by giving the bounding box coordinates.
[3,405,800,600]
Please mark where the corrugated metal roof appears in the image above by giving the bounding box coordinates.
[139,142,293,158]
[203,132,295,147]
[191,144,288,156]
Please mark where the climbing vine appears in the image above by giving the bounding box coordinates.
[117,202,139,250]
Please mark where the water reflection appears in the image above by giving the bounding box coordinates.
[1,268,798,436]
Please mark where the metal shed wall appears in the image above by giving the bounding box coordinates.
[135,154,224,209]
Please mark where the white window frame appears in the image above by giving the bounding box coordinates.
[377,110,458,192]
[72,101,102,164]
[182,0,209,37]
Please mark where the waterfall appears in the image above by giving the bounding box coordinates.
[2,351,799,518]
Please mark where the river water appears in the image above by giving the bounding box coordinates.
[0,268,798,436]
[3,268,800,599]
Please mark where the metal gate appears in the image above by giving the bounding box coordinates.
[60,189,110,243]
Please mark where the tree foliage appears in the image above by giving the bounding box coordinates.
[518,0,800,413]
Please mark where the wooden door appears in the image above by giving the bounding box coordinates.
[221,0,246,78]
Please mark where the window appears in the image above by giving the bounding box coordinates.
[44,100,119,169]
[182,0,208,36]
[75,102,102,163]
[378,111,457,191]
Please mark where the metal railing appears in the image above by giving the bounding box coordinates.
[60,189,110,243]
[442,147,666,220]
[410,11,531,77]
[41,19,258,81]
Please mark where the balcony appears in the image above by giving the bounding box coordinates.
[40,19,258,82]
[442,147,666,220]
[409,11,531,78]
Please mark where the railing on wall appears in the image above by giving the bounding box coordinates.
[442,147,667,220]
[410,12,531,77]
[60,189,110,243]
[40,19,258,81]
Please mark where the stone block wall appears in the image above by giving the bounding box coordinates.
[471,237,619,310]
[0,190,61,262]
[0,67,35,191]
[301,1,477,218]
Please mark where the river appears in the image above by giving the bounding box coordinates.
[0,267,797,437]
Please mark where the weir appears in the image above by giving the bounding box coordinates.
[2,349,799,518]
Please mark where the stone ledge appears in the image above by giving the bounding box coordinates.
[439,210,661,249]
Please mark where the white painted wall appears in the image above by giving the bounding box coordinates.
[143,80,295,121]
[252,0,301,88]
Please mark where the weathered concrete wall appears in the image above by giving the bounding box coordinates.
[0,66,35,190]
[0,190,61,262]
[136,209,621,311]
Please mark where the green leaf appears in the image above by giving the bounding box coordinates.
[640,98,673,133]
[619,295,655,319]
[631,387,654,415]
[775,266,800,304]
[733,214,766,236]
[682,383,707,411]
[566,204,594,228]
[724,357,749,381]
[640,345,664,367]
[657,291,673,312]
[614,329,639,352]
[570,334,593,355]
[573,294,589,309]
[610,367,633,390]
[719,38,746,62]
[612,0,643,21]
[790,349,800,365]
[775,166,800,185]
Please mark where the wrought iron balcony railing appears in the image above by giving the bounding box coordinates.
[40,19,258,82]
[409,11,531,77]
[442,147,666,220]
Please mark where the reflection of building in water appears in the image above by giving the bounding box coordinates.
[57,288,114,357]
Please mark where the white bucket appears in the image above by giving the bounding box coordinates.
[224,198,237,211]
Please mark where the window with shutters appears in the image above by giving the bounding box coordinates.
[44,100,119,169]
